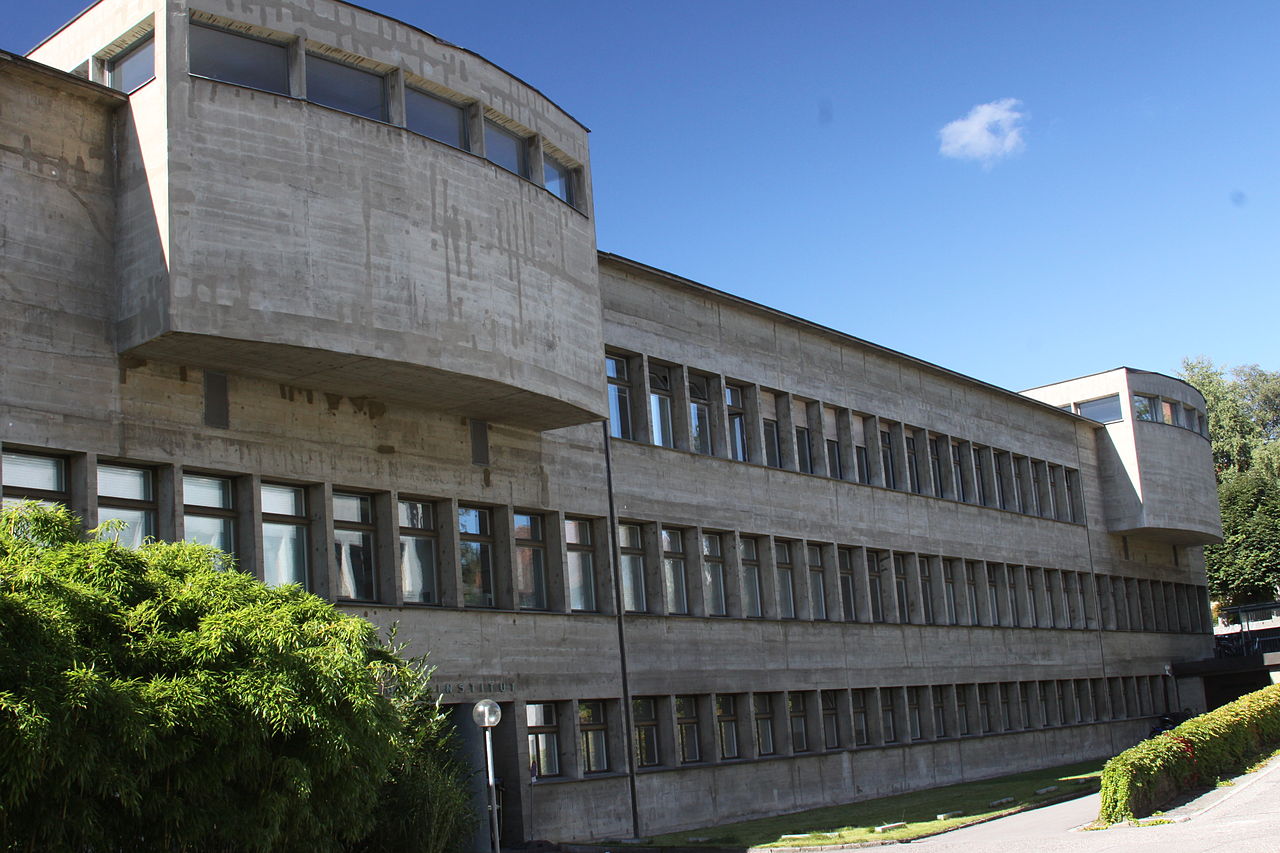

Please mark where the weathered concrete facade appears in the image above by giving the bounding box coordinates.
[3,2,1222,845]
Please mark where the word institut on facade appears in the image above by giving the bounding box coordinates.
[3,0,1222,844]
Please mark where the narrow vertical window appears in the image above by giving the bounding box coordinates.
[1047,465,1060,519]
[894,554,910,623]
[753,694,775,755]
[543,154,575,205]
[881,690,898,743]
[398,499,438,604]
[929,437,944,497]
[973,447,988,506]
[867,551,885,623]
[1065,470,1080,523]
[908,687,923,740]
[459,506,494,607]
[526,703,560,777]
[578,701,609,773]
[880,430,897,489]
[807,544,826,620]
[994,451,1010,509]
[943,560,958,625]
[565,518,596,611]
[740,536,762,617]
[957,686,971,736]
[965,561,980,625]
[795,426,813,473]
[334,493,376,601]
[662,528,688,614]
[605,356,633,440]
[851,690,870,745]
[632,698,660,766]
[763,419,782,468]
[1013,456,1027,513]
[261,483,308,588]
[826,438,844,479]
[775,541,796,619]
[2,451,67,508]
[789,694,809,752]
[183,474,235,554]
[725,385,748,461]
[906,436,921,493]
[855,444,870,484]
[716,695,740,759]
[919,558,935,625]
[618,523,647,613]
[932,686,948,738]
[821,690,840,749]
[97,464,155,548]
[676,696,701,763]
[689,374,713,455]
[951,443,968,503]
[703,533,727,616]
[648,364,674,448]
[838,547,856,622]
[514,512,548,610]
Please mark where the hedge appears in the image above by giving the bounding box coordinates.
[1098,683,1280,822]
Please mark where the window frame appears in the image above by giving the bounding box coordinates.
[333,491,377,602]
[398,497,439,605]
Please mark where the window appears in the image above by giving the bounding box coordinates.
[406,87,467,149]
[1046,465,1060,519]
[775,541,796,619]
[851,690,870,745]
[306,54,387,121]
[619,523,646,612]
[789,693,808,752]
[526,703,560,777]
[459,506,494,607]
[261,483,307,587]
[578,701,608,773]
[763,419,782,468]
[943,560,958,625]
[795,426,813,473]
[993,451,1010,510]
[932,686,948,738]
[515,512,548,609]
[633,698,660,767]
[483,119,528,177]
[689,375,713,455]
[906,435,921,493]
[919,558,935,625]
[676,696,701,763]
[1076,394,1122,423]
[703,533,727,616]
[1064,471,1080,523]
[867,551,885,623]
[605,356,634,440]
[716,695,740,759]
[957,686,971,735]
[1133,394,1158,422]
[881,690,898,743]
[893,554,910,623]
[951,443,968,502]
[979,685,993,733]
[973,447,988,506]
[648,365,675,448]
[109,34,154,93]
[740,536,762,617]
[855,444,870,484]
[543,154,575,205]
[965,561,980,625]
[807,545,826,620]
[929,437,945,498]
[189,23,288,95]
[987,565,1001,625]
[1013,456,1028,513]
[826,438,844,479]
[333,493,376,601]
[1020,683,1033,727]
[662,528,688,614]
[3,451,67,508]
[1162,400,1181,427]
[838,547,856,622]
[753,694,775,755]
[725,385,748,461]
[821,690,840,748]
[183,473,235,554]
[398,499,438,604]
[880,429,897,489]
[908,687,924,740]
[97,464,155,548]
[565,518,596,611]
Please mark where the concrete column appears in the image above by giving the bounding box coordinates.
[744,385,768,466]
[634,355,655,446]
[905,553,926,625]
[696,694,716,764]
[237,474,262,581]
[806,402,826,476]
[834,689,854,748]
[1051,465,1071,521]
[438,497,462,607]
[71,451,98,530]
[853,546,874,623]
[686,527,707,617]
[527,135,546,187]
[957,440,977,504]
[310,481,334,600]
[1011,564,1031,628]
[865,416,885,487]
[656,696,677,767]
[821,542,840,622]
[709,374,730,460]
[288,37,307,99]
[670,363,693,453]
[759,535,780,619]
[776,393,798,471]
[642,523,666,615]
[995,450,1015,510]
[387,68,406,126]
[888,421,909,492]
[741,693,763,760]
[835,409,856,482]
[972,561,994,627]
[913,428,934,496]
[1034,460,1053,517]
[885,552,905,624]
[373,490,398,605]
[492,505,515,611]
[791,540,813,621]
[154,462,177,542]
[977,445,998,507]
[545,510,569,613]
[722,533,745,617]
[562,699,583,779]
[1081,572,1100,630]
[592,517,615,616]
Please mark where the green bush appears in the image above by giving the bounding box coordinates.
[1098,683,1280,822]
[0,502,473,852]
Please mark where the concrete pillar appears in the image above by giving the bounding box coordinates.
[545,509,568,613]
[373,490,398,605]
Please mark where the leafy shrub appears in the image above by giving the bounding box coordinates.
[1098,683,1280,822]
[0,502,473,852]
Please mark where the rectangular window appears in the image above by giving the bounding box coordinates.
[189,23,288,95]
[906,435,921,493]
[826,438,844,479]
[741,536,762,617]
[526,702,560,777]
[880,429,897,489]
[850,690,870,745]
[1133,394,1158,422]
[109,33,154,93]
[807,544,826,620]
[775,541,796,619]
[398,499,437,604]
[908,687,923,740]
[2,451,67,508]
[920,558,935,625]
[1162,400,1181,426]
[988,565,1002,625]
[855,444,870,484]
[973,447,988,506]
[619,523,647,612]
[306,54,387,121]
[97,464,155,549]
[894,554,910,624]
[725,385,748,462]
[633,698,660,767]
[822,690,840,749]
[929,437,944,497]
[703,533,727,616]
[333,493,376,601]
[565,518,596,611]
[183,473,235,554]
[789,693,809,752]
[1065,470,1080,523]
[543,154,575,205]
[689,374,713,455]
[943,560,958,625]
[261,483,307,587]
[951,443,969,502]
[1076,394,1122,423]
[578,701,609,773]
[483,119,528,177]
[716,695,739,759]
[957,686,971,735]
[676,696,701,763]
[662,527,688,615]
[763,419,782,468]
[1020,683,1032,727]
[406,87,468,149]
[881,690,898,743]
[867,551,885,623]
[459,506,494,607]
[994,451,1010,510]
[838,547,856,622]
[965,561,980,625]
[1047,465,1060,519]
[932,686,948,738]
[514,512,548,610]
[649,364,675,448]
[753,694,775,755]
[1013,456,1028,513]
[795,426,813,473]
[605,355,634,440]
[979,685,993,733]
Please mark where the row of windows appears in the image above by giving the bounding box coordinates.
[1,449,1208,632]
[1063,392,1208,436]
[606,353,1085,523]
[521,674,1176,779]
[100,19,581,207]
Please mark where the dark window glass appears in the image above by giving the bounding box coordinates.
[110,34,154,93]
[543,155,574,204]
[190,24,288,95]
[484,120,528,177]
[1077,394,1122,423]
[406,87,467,148]
[306,54,387,121]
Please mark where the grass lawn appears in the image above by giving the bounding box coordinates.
[640,760,1103,848]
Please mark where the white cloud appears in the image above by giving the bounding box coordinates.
[938,98,1026,165]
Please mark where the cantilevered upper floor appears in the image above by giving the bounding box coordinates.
[29,0,605,430]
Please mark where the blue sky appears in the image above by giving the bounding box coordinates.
[12,1,1279,392]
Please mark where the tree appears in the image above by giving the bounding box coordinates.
[0,503,472,852]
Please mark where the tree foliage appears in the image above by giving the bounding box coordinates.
[1182,357,1280,605]
[0,502,473,852]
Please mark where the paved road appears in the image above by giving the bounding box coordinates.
[904,754,1280,853]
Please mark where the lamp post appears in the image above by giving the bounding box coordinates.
[472,699,502,853]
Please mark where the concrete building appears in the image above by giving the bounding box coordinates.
[2,0,1222,845]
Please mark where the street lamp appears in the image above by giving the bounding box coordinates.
[472,699,502,853]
